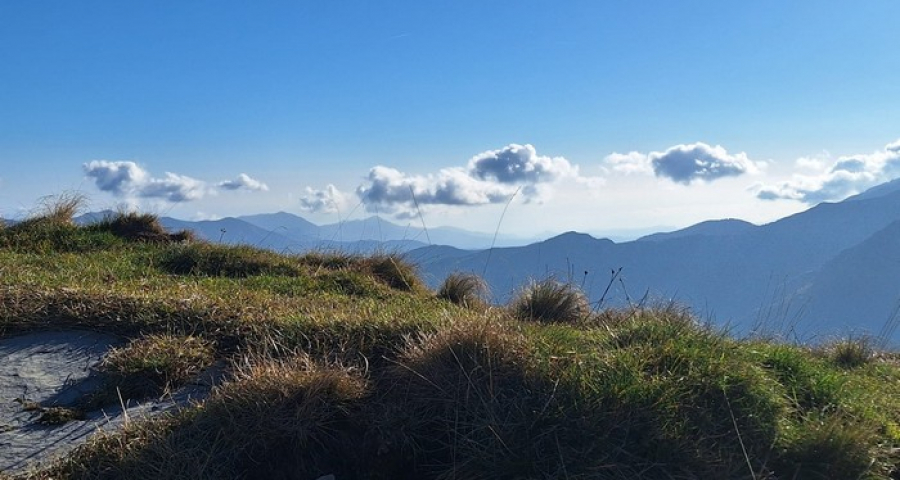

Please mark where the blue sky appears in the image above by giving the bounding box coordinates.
[2,1,899,237]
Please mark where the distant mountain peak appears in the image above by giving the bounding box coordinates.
[543,231,612,247]
[637,218,757,242]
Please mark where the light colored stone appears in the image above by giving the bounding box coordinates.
[0,330,219,474]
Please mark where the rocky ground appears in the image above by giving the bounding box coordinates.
[0,330,219,475]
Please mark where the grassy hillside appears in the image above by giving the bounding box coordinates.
[2,200,899,479]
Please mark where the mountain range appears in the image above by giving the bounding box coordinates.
[409,178,900,344]
[71,211,529,254]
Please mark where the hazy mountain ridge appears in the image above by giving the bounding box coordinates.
[412,183,900,343]
[637,218,758,242]
[238,212,531,250]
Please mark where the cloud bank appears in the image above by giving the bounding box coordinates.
[756,139,900,203]
[604,142,762,184]
[356,144,581,216]
[84,161,267,203]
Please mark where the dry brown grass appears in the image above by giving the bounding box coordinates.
[370,318,570,479]
[360,253,422,292]
[99,334,215,400]
[821,335,876,369]
[92,211,195,243]
[437,272,489,308]
[31,354,368,480]
[33,192,87,225]
[510,278,589,323]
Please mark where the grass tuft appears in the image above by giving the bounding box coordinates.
[773,411,876,479]
[98,334,215,401]
[33,192,87,225]
[436,272,489,308]
[37,407,86,425]
[0,194,115,253]
[372,319,562,479]
[90,211,194,243]
[361,253,422,291]
[823,335,875,369]
[510,278,589,323]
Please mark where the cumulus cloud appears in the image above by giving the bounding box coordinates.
[794,151,831,171]
[467,144,578,184]
[756,139,900,203]
[299,184,351,213]
[356,144,578,215]
[603,143,762,184]
[83,161,149,195]
[218,173,269,192]
[357,166,514,209]
[603,151,652,175]
[139,172,207,202]
[84,160,266,203]
[650,143,760,184]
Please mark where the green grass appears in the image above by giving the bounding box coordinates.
[3,206,900,479]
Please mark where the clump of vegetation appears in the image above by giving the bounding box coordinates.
[436,272,489,308]
[37,407,86,425]
[99,334,215,401]
[372,319,563,478]
[89,211,194,243]
[299,250,358,271]
[510,277,589,323]
[32,192,86,225]
[823,335,875,369]
[0,193,117,253]
[557,310,784,478]
[772,411,876,479]
[759,344,843,412]
[361,253,421,291]
[158,242,302,277]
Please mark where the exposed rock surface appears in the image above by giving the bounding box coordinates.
[0,330,218,474]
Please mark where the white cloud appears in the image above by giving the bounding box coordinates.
[218,173,269,192]
[794,151,831,171]
[650,143,761,184]
[604,143,762,184]
[299,184,351,214]
[83,161,150,196]
[356,144,580,216]
[757,139,900,203]
[191,211,222,221]
[139,172,207,202]
[467,144,578,184]
[84,160,204,202]
[357,166,514,210]
[603,151,652,175]
[84,160,267,203]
